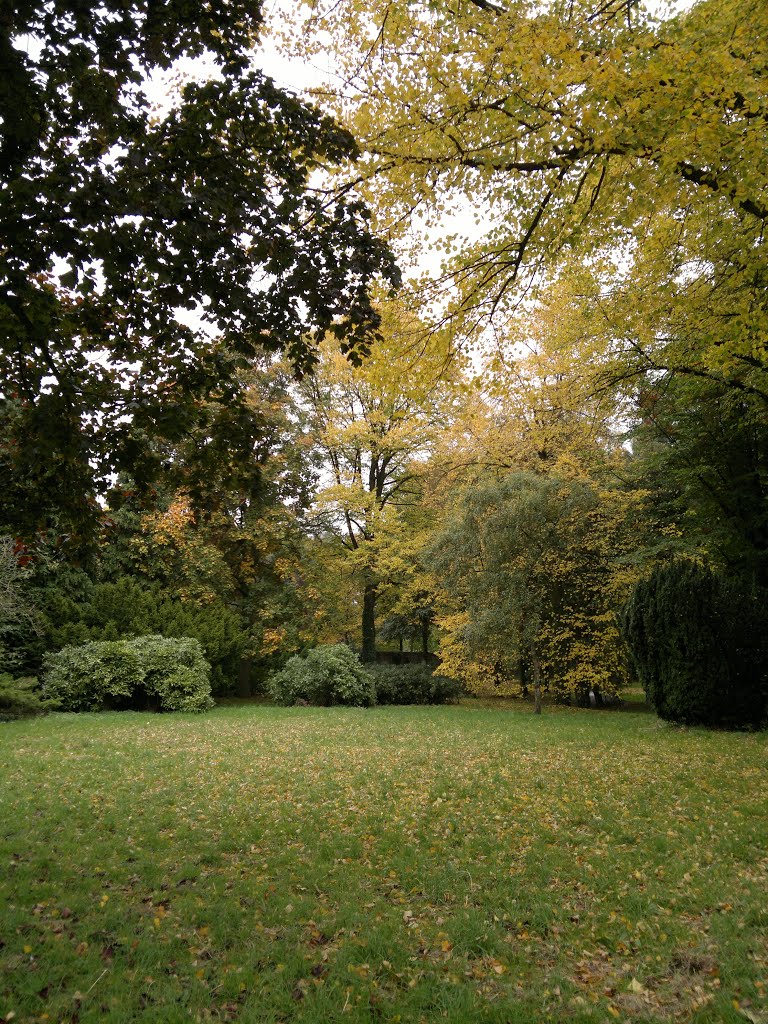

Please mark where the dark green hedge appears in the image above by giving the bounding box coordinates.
[621,559,767,728]
[369,664,461,706]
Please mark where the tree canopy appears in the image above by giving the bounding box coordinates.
[4,0,768,720]
[289,0,766,322]
[1,1,398,549]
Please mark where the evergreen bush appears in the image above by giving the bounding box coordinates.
[268,644,375,707]
[44,636,213,713]
[0,674,52,720]
[369,663,461,705]
[42,576,245,694]
[621,559,768,728]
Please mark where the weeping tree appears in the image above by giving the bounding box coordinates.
[431,472,638,711]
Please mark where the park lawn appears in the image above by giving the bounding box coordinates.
[0,704,766,1024]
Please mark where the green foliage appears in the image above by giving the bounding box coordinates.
[43,641,143,712]
[39,576,244,694]
[0,674,51,721]
[44,636,213,714]
[1,2,397,552]
[369,663,460,705]
[268,644,375,707]
[622,560,768,728]
[0,535,39,672]
[127,636,215,714]
[432,472,636,702]
[378,601,435,658]
[628,374,768,587]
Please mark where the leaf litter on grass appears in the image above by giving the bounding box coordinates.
[0,705,766,1022]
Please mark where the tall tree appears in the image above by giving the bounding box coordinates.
[284,0,768,474]
[1,1,398,552]
[627,371,768,585]
[431,471,640,709]
[301,298,461,659]
[287,0,766,331]
[101,355,322,687]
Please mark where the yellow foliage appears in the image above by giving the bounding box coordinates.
[436,612,518,696]
[260,628,287,657]
[136,495,236,605]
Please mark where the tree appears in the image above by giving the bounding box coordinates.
[284,0,768,512]
[430,472,639,710]
[287,0,766,333]
[1,1,398,551]
[622,559,768,728]
[627,371,768,586]
[97,355,323,690]
[0,535,38,671]
[276,0,768,684]
[301,298,462,659]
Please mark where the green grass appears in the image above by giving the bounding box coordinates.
[1,703,766,1023]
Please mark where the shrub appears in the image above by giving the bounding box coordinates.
[41,576,246,695]
[369,663,461,705]
[621,559,768,728]
[44,636,213,713]
[124,635,215,713]
[44,641,143,711]
[268,644,375,707]
[0,674,52,720]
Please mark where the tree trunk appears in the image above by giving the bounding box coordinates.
[237,657,252,698]
[360,580,377,663]
[421,618,430,662]
[530,645,542,715]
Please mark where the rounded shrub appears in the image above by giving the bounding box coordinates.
[125,635,214,712]
[369,663,461,705]
[44,635,213,713]
[44,641,143,711]
[268,644,375,707]
[621,559,768,728]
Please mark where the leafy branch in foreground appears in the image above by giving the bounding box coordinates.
[1,1,399,551]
